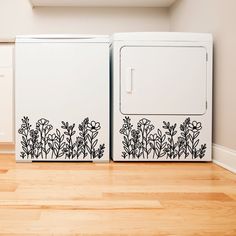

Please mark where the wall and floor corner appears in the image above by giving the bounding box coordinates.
[169,0,236,173]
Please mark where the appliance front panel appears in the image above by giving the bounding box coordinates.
[112,38,212,162]
[120,46,207,115]
[15,42,109,161]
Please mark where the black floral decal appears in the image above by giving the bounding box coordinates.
[18,117,105,160]
[120,117,207,160]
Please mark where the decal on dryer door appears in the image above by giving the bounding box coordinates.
[18,117,105,160]
[119,117,207,160]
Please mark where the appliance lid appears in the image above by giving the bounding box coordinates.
[112,32,212,42]
[16,34,110,43]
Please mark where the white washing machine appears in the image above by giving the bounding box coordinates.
[15,35,109,162]
[111,32,213,161]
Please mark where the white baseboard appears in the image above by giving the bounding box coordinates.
[0,149,15,155]
[1,144,236,174]
[213,144,236,174]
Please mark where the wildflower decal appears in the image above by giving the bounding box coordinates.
[120,117,207,160]
[18,117,105,160]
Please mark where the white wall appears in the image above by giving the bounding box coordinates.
[170,0,236,151]
[0,0,169,152]
[169,0,236,172]
[0,0,169,38]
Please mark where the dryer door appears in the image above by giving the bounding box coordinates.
[120,46,207,115]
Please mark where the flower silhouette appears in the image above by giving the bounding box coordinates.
[36,118,49,126]
[137,118,151,128]
[45,124,53,133]
[188,121,202,132]
[87,121,101,132]
[18,128,24,135]
[119,128,126,135]
[122,117,133,131]
[30,130,38,139]
[131,129,140,138]
[48,134,56,141]
[147,124,154,133]
[149,134,157,141]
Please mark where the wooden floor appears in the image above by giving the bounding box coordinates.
[0,155,235,235]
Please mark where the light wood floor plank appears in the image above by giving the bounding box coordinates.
[0,155,235,235]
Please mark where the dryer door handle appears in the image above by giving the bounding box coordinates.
[126,67,133,93]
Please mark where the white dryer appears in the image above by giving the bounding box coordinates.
[15,35,109,162]
[111,32,213,161]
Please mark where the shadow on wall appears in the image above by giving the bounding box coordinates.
[32,7,169,34]
[0,0,169,37]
